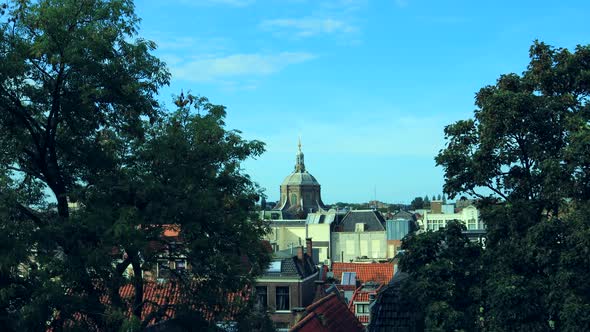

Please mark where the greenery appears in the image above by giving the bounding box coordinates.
[401,41,590,331]
[0,1,270,331]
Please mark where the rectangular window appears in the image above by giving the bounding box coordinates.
[345,240,355,255]
[360,240,368,256]
[255,286,267,309]
[157,260,170,279]
[356,303,370,314]
[371,240,380,258]
[276,286,290,311]
[175,260,186,271]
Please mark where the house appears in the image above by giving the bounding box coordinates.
[289,292,364,332]
[349,283,381,325]
[331,210,389,262]
[331,262,395,286]
[386,211,417,258]
[255,239,319,331]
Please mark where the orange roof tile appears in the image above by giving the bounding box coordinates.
[290,293,364,332]
[348,284,382,325]
[332,262,394,285]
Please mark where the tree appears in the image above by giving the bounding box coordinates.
[399,221,483,332]
[436,41,590,331]
[410,197,424,210]
[0,1,270,330]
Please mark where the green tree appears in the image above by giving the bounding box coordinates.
[410,197,424,210]
[0,1,270,330]
[400,221,483,332]
[436,41,590,331]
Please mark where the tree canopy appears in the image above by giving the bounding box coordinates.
[400,41,590,331]
[0,1,270,331]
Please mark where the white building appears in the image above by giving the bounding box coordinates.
[422,205,483,231]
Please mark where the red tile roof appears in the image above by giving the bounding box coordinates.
[332,262,394,285]
[290,293,364,332]
[51,282,247,330]
[348,284,382,325]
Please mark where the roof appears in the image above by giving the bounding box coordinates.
[281,171,321,186]
[290,293,364,332]
[332,262,395,285]
[349,284,382,324]
[389,211,415,221]
[339,210,386,232]
[368,272,423,332]
[263,254,318,279]
[52,282,247,331]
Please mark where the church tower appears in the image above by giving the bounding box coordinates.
[274,139,326,218]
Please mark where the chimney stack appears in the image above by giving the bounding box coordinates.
[297,246,304,261]
[306,238,313,259]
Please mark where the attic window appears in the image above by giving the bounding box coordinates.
[355,223,366,232]
[341,272,357,285]
[268,261,281,273]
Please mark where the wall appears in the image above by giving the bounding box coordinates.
[265,223,331,263]
[331,232,387,262]
[257,272,319,329]
[423,205,483,231]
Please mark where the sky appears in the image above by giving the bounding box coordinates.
[135,0,590,204]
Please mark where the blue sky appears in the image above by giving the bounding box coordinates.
[135,0,590,204]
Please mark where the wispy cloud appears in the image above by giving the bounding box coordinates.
[169,52,316,83]
[260,17,357,37]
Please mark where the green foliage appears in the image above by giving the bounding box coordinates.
[410,197,424,210]
[428,40,590,331]
[0,1,270,330]
[400,221,483,331]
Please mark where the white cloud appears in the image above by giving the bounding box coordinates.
[260,17,357,37]
[169,52,316,82]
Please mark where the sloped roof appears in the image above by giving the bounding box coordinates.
[339,210,386,232]
[368,272,423,332]
[349,284,382,324]
[290,293,364,332]
[390,211,415,221]
[51,282,247,331]
[332,263,394,285]
[263,254,318,279]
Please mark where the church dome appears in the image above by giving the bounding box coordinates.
[281,171,320,186]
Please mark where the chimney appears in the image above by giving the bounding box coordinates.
[306,238,313,258]
[297,246,304,261]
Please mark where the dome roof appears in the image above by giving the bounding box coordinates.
[281,171,320,186]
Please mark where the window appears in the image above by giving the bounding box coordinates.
[255,286,267,309]
[175,260,186,271]
[371,239,380,258]
[356,303,370,315]
[157,260,170,279]
[290,194,297,205]
[345,240,355,255]
[360,240,368,257]
[341,272,357,285]
[276,287,290,311]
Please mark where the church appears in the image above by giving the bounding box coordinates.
[273,140,328,219]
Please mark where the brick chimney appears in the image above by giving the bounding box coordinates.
[297,246,304,261]
[306,238,313,259]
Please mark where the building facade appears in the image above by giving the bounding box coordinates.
[331,210,388,262]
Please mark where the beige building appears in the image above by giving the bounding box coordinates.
[266,211,339,264]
